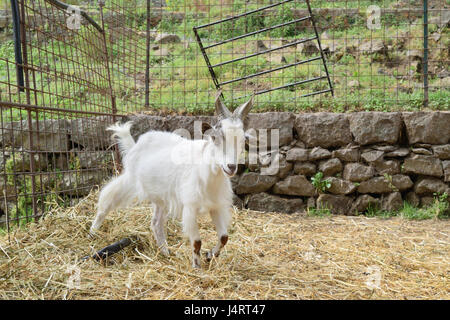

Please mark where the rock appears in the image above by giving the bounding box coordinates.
[306,197,316,209]
[332,147,360,162]
[403,112,450,145]
[361,150,384,163]
[60,171,106,196]
[233,195,244,209]
[351,194,380,213]
[412,147,433,155]
[0,12,11,29]
[385,148,410,158]
[405,192,420,207]
[420,196,435,208]
[286,148,308,161]
[406,50,423,60]
[255,40,268,52]
[316,194,353,215]
[357,175,413,194]
[154,33,181,44]
[273,175,316,197]
[403,155,443,177]
[432,145,450,160]
[349,112,402,146]
[359,40,386,55]
[343,163,376,182]
[294,113,352,148]
[429,10,450,28]
[293,162,316,176]
[348,80,360,88]
[151,46,170,62]
[76,151,112,169]
[414,177,450,195]
[381,192,403,212]
[318,158,342,176]
[246,193,304,214]
[327,177,357,195]
[70,116,113,150]
[124,114,168,140]
[235,172,279,195]
[373,160,400,175]
[4,152,48,172]
[443,161,450,182]
[297,41,320,55]
[261,153,292,178]
[372,145,398,152]
[308,147,331,161]
[1,119,70,151]
[245,112,294,147]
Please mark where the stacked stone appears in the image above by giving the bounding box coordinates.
[230,111,450,215]
[2,112,448,218]
[0,117,114,217]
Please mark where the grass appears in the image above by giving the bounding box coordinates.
[364,193,450,220]
[0,189,449,299]
[1,0,449,120]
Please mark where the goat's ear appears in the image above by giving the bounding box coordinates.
[215,89,232,120]
[233,93,254,120]
[201,122,212,135]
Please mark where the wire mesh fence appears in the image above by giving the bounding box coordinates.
[0,0,449,229]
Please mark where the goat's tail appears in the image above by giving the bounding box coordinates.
[107,121,135,156]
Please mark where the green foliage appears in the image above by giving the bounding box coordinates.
[399,193,449,220]
[307,206,332,217]
[311,172,331,193]
[265,4,296,38]
[362,193,449,220]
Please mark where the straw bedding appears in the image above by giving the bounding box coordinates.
[0,191,449,300]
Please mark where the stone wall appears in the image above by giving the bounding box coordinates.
[124,111,450,215]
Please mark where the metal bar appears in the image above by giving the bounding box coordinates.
[203,15,311,50]
[305,0,333,96]
[219,56,322,86]
[423,0,428,108]
[255,76,327,95]
[10,0,24,91]
[144,0,150,108]
[0,101,125,117]
[18,0,39,223]
[211,36,317,69]
[194,0,293,29]
[46,0,104,33]
[193,26,221,89]
[299,88,332,98]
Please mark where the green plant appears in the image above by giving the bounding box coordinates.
[311,172,331,193]
[307,206,332,217]
[383,173,399,192]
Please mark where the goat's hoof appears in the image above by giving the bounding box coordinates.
[192,256,202,269]
[88,228,98,239]
[205,250,213,262]
[160,247,170,257]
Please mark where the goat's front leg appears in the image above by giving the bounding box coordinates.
[182,206,202,268]
[206,207,231,262]
[151,204,169,256]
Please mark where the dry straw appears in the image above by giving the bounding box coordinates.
[0,191,449,300]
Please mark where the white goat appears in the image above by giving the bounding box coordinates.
[90,91,253,268]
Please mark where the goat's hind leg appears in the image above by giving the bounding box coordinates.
[151,204,169,256]
[90,176,130,235]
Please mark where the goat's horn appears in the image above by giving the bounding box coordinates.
[234,93,254,120]
[215,89,232,120]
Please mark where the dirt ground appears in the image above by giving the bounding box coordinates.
[0,192,449,300]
